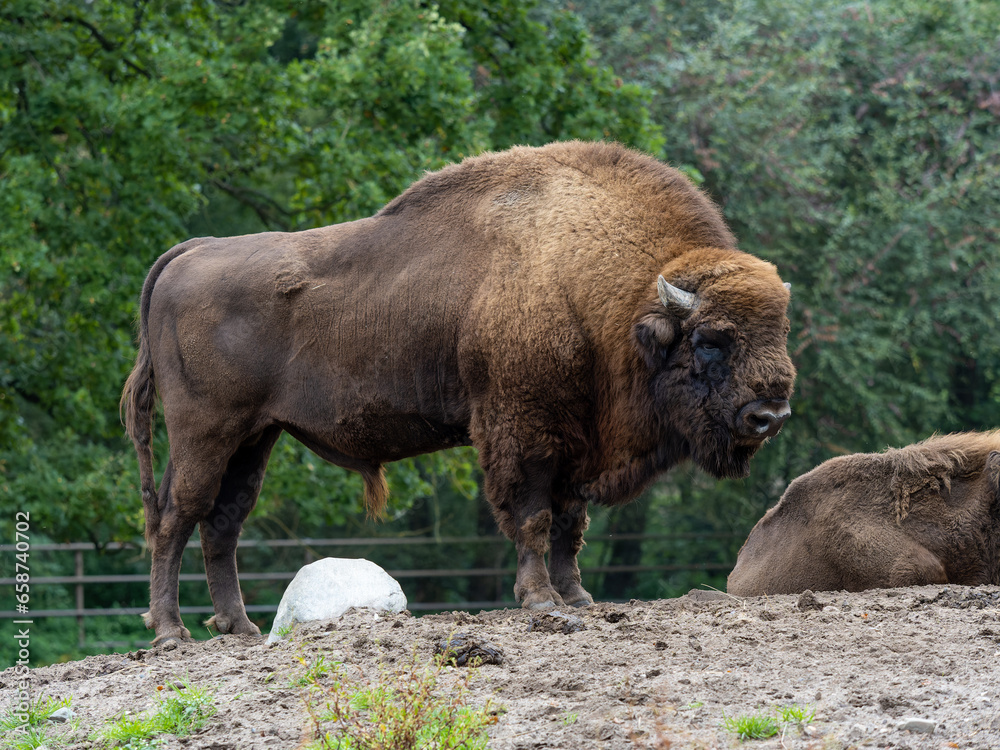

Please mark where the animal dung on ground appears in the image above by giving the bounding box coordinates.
[796,590,825,611]
[527,610,586,635]
[434,632,505,666]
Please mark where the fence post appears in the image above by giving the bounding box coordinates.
[75,549,85,649]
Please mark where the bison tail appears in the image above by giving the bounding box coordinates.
[362,464,389,520]
[119,242,194,543]
[121,344,160,541]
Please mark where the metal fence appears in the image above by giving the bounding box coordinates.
[1,534,737,648]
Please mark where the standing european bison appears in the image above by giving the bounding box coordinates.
[728,431,1000,596]
[122,141,795,643]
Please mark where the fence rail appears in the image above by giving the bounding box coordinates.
[1,534,738,647]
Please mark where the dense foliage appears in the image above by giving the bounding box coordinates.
[2,0,998,660]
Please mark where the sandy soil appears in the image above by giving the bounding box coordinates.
[3,585,1000,749]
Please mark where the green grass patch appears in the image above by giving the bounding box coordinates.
[722,712,781,740]
[93,681,216,749]
[3,724,55,750]
[722,703,815,742]
[290,653,340,688]
[777,703,816,725]
[0,694,72,749]
[301,649,501,750]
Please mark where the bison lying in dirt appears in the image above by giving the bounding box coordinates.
[728,431,1000,596]
[122,140,795,643]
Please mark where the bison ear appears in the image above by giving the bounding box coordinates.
[988,451,1000,493]
[633,313,677,369]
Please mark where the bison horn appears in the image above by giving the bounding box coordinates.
[657,275,698,315]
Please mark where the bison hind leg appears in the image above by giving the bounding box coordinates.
[146,460,200,644]
[200,427,283,638]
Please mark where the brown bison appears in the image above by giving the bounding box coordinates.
[122,140,795,643]
[728,431,1000,596]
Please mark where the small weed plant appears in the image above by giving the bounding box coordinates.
[291,654,338,687]
[723,712,780,740]
[3,724,56,750]
[0,694,72,749]
[94,681,216,749]
[302,649,500,750]
[777,703,816,725]
[722,703,815,742]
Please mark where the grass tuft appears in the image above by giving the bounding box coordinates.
[722,703,816,742]
[777,703,816,725]
[291,654,340,688]
[0,694,73,749]
[301,648,500,750]
[94,680,216,748]
[722,712,781,740]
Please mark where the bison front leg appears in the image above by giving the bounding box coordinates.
[485,456,565,609]
[548,500,594,607]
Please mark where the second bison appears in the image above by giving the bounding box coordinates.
[728,431,1000,596]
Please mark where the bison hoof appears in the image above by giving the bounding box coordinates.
[553,584,594,608]
[205,614,262,637]
[518,588,566,610]
[527,599,557,610]
[150,626,193,646]
[143,611,193,644]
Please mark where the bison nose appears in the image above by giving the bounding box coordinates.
[736,399,791,440]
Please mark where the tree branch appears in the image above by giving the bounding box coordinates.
[52,13,152,79]
[209,178,293,230]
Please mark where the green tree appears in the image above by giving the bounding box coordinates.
[0,0,658,549]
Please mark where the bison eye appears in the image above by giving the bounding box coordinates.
[694,340,724,362]
[692,329,730,363]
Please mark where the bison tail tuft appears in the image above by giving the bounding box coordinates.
[362,464,390,520]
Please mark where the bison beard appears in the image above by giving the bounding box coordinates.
[121,140,795,643]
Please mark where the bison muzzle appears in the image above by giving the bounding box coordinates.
[728,431,1000,596]
[122,141,795,643]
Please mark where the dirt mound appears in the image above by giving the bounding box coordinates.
[3,585,999,748]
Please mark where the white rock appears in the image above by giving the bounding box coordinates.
[47,707,74,723]
[897,717,936,734]
[266,557,406,644]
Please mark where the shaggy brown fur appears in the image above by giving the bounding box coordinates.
[727,432,1000,596]
[122,141,795,643]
